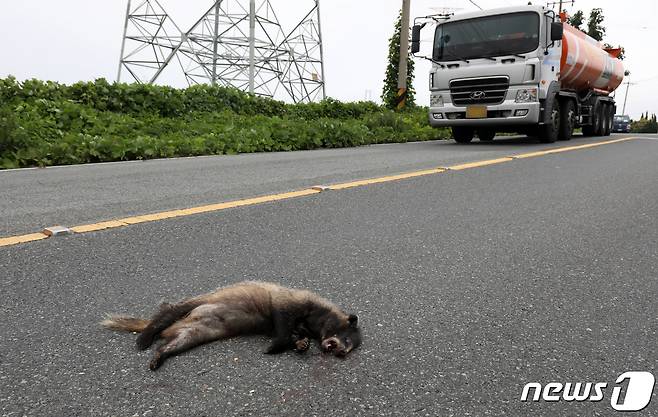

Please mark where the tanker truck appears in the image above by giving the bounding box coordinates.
[410,5,625,143]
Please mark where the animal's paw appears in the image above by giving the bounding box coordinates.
[294,337,310,353]
[136,333,154,350]
[149,352,162,371]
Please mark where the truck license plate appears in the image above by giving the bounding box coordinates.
[466,105,487,119]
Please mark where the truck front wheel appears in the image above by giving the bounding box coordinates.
[538,98,560,143]
[558,99,576,141]
[452,127,474,143]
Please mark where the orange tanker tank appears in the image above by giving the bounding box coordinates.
[559,22,625,94]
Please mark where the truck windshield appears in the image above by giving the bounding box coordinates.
[433,12,540,61]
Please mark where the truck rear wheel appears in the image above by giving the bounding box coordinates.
[477,129,495,142]
[603,105,612,136]
[594,103,605,136]
[538,98,560,143]
[452,127,474,143]
[558,99,576,141]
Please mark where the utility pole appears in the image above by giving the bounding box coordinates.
[621,81,635,116]
[396,0,411,110]
[547,0,574,13]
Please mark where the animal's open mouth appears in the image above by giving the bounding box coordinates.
[322,338,338,352]
[322,337,348,357]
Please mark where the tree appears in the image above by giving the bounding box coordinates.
[587,8,606,41]
[382,9,415,110]
[571,9,626,60]
[567,10,585,31]
[631,112,658,133]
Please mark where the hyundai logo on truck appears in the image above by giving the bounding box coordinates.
[470,91,486,100]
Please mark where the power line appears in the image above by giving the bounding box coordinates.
[635,75,658,83]
[468,0,482,10]
[546,0,575,12]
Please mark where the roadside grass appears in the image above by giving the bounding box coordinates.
[0,77,449,169]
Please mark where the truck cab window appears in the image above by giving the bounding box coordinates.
[433,12,540,61]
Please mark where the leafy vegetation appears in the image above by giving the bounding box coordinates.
[566,10,585,31]
[0,77,448,169]
[382,9,415,109]
[631,112,658,133]
[567,8,625,60]
[586,8,606,42]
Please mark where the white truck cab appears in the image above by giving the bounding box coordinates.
[411,5,618,143]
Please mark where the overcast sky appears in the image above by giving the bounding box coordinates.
[1,0,656,119]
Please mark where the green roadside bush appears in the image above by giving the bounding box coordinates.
[0,77,449,169]
[630,113,658,133]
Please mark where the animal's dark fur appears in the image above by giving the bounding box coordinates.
[101,281,361,370]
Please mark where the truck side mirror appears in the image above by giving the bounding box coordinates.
[411,24,422,54]
[550,22,563,41]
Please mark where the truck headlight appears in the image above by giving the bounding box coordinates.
[515,88,538,103]
[430,94,444,107]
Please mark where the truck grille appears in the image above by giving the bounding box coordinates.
[450,77,509,106]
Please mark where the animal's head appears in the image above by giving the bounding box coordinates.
[320,314,361,357]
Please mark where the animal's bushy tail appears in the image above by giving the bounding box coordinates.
[101,315,150,333]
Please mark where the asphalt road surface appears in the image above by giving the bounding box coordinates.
[1,134,657,416]
[0,134,643,237]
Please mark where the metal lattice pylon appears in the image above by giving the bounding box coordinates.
[117,0,326,103]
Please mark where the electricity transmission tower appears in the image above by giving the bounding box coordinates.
[117,0,326,103]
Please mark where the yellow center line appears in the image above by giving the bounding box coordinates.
[0,233,49,247]
[329,168,445,190]
[509,137,635,159]
[0,137,638,248]
[75,189,322,234]
[447,157,514,171]
[70,220,131,234]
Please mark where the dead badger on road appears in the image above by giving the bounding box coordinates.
[102,281,361,370]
